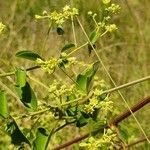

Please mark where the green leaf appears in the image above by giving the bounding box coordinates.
[76,115,88,127]
[66,94,76,101]
[61,43,75,52]
[6,119,31,146]
[76,62,99,93]
[15,50,43,61]
[15,69,26,87]
[84,61,99,77]
[0,91,9,118]
[76,74,89,92]
[66,105,77,116]
[33,128,49,150]
[57,27,64,35]
[15,82,37,110]
[89,30,100,44]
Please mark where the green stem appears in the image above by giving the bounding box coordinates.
[67,42,88,56]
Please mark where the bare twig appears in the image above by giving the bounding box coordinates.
[127,136,150,148]
[0,65,40,77]
[109,96,150,126]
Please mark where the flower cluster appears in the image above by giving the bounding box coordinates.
[35,5,78,26]
[98,100,113,117]
[87,2,119,35]
[0,22,6,35]
[105,4,121,14]
[36,58,58,74]
[105,24,118,32]
[36,54,88,74]
[84,77,113,115]
[48,80,75,97]
[80,128,119,150]
[48,80,85,106]
[84,97,99,114]
[39,111,55,129]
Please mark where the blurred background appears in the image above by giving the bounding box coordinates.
[0,0,150,149]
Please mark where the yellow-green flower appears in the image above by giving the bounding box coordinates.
[0,22,6,35]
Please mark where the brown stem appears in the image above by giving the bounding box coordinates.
[109,96,150,126]
[52,96,150,150]
[127,136,150,148]
[26,65,40,71]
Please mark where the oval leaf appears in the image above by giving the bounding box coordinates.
[0,91,9,118]
[76,74,89,93]
[15,50,43,61]
[33,128,49,150]
[61,43,75,52]
[6,119,31,146]
[76,62,99,93]
[15,82,37,110]
[76,115,88,127]
[15,69,26,87]
[89,30,100,44]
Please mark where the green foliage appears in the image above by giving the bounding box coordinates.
[89,30,100,44]
[76,114,88,127]
[76,62,99,93]
[6,119,31,146]
[15,50,43,61]
[0,91,9,118]
[15,69,37,109]
[15,69,27,87]
[33,128,49,150]
[61,43,75,52]
[15,82,37,110]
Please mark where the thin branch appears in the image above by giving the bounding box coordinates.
[0,65,40,78]
[52,96,150,150]
[127,136,150,148]
[109,96,150,126]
